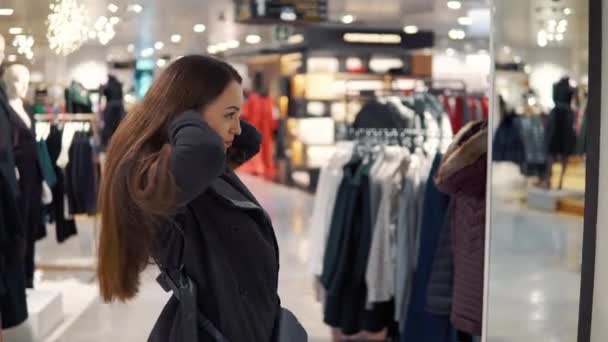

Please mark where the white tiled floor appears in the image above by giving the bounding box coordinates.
[29,176,584,342]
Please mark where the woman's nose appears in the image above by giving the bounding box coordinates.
[231,119,242,136]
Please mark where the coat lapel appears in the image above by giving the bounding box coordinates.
[209,176,262,211]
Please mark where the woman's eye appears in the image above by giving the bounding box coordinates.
[225,112,236,119]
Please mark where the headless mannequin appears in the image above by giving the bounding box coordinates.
[4,64,32,129]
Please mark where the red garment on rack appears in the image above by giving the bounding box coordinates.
[238,93,277,180]
[451,96,465,134]
[480,96,489,120]
[467,98,479,122]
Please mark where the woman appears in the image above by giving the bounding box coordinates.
[97,55,288,341]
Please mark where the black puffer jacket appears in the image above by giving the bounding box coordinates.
[148,111,280,342]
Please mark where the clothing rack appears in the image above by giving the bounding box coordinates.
[34,113,100,273]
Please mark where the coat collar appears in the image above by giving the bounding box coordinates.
[208,171,261,211]
[436,120,487,183]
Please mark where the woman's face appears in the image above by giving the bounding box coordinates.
[201,80,243,150]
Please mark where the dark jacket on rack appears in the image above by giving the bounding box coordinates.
[148,112,282,342]
[425,211,454,316]
[66,131,97,215]
[353,100,412,130]
[492,112,524,164]
[400,153,454,342]
[45,125,78,243]
[101,76,125,149]
[435,121,487,336]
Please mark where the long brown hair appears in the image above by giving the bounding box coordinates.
[97,55,242,302]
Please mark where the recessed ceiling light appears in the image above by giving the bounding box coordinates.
[563,7,572,15]
[514,56,522,63]
[156,59,167,67]
[108,3,119,13]
[447,1,462,10]
[171,34,182,43]
[127,44,135,52]
[0,8,14,16]
[127,4,143,13]
[193,24,206,33]
[110,16,120,24]
[555,33,564,41]
[458,16,473,26]
[448,29,466,40]
[503,46,512,54]
[207,45,218,54]
[226,40,240,49]
[245,34,262,44]
[341,14,355,24]
[155,41,164,50]
[7,55,17,62]
[9,27,23,35]
[403,25,419,34]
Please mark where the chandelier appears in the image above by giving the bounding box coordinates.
[13,34,35,60]
[46,0,90,56]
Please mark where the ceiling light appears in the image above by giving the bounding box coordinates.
[154,41,164,50]
[156,59,167,67]
[524,64,532,74]
[246,34,262,44]
[503,46,512,54]
[170,34,182,43]
[9,27,23,35]
[458,16,473,26]
[141,47,154,57]
[514,56,522,63]
[341,14,355,24]
[7,55,17,62]
[127,4,143,13]
[555,33,564,41]
[448,29,466,40]
[110,16,120,24]
[537,31,548,47]
[288,34,304,44]
[547,33,555,41]
[226,40,240,49]
[446,48,456,56]
[558,19,568,27]
[26,52,34,60]
[207,45,218,54]
[548,19,557,29]
[216,43,229,52]
[193,24,206,33]
[127,44,134,52]
[564,7,572,15]
[108,3,118,13]
[447,1,462,10]
[280,10,297,21]
[47,0,90,56]
[557,25,567,33]
[88,30,97,39]
[403,25,419,34]
[0,8,14,16]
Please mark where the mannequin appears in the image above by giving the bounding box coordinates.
[0,33,29,329]
[5,64,32,129]
[4,62,44,289]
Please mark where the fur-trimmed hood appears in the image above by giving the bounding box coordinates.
[435,121,488,197]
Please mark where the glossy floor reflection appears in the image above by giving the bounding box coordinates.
[52,175,331,342]
[486,202,583,342]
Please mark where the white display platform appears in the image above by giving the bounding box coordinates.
[3,290,64,342]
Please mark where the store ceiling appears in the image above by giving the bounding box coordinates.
[0,0,493,64]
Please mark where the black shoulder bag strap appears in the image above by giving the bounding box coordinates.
[155,214,230,342]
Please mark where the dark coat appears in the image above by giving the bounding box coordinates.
[435,121,487,336]
[400,153,454,342]
[353,100,412,130]
[148,111,281,342]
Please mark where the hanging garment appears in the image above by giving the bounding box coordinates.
[64,81,93,113]
[435,121,487,336]
[366,147,409,304]
[426,211,454,316]
[395,154,431,327]
[517,115,548,177]
[239,93,277,180]
[492,112,525,165]
[45,125,78,243]
[322,159,394,335]
[13,111,45,288]
[309,143,354,277]
[450,97,465,135]
[400,153,454,342]
[38,140,57,188]
[353,100,413,130]
[66,131,97,215]
[0,171,28,329]
[480,97,489,120]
